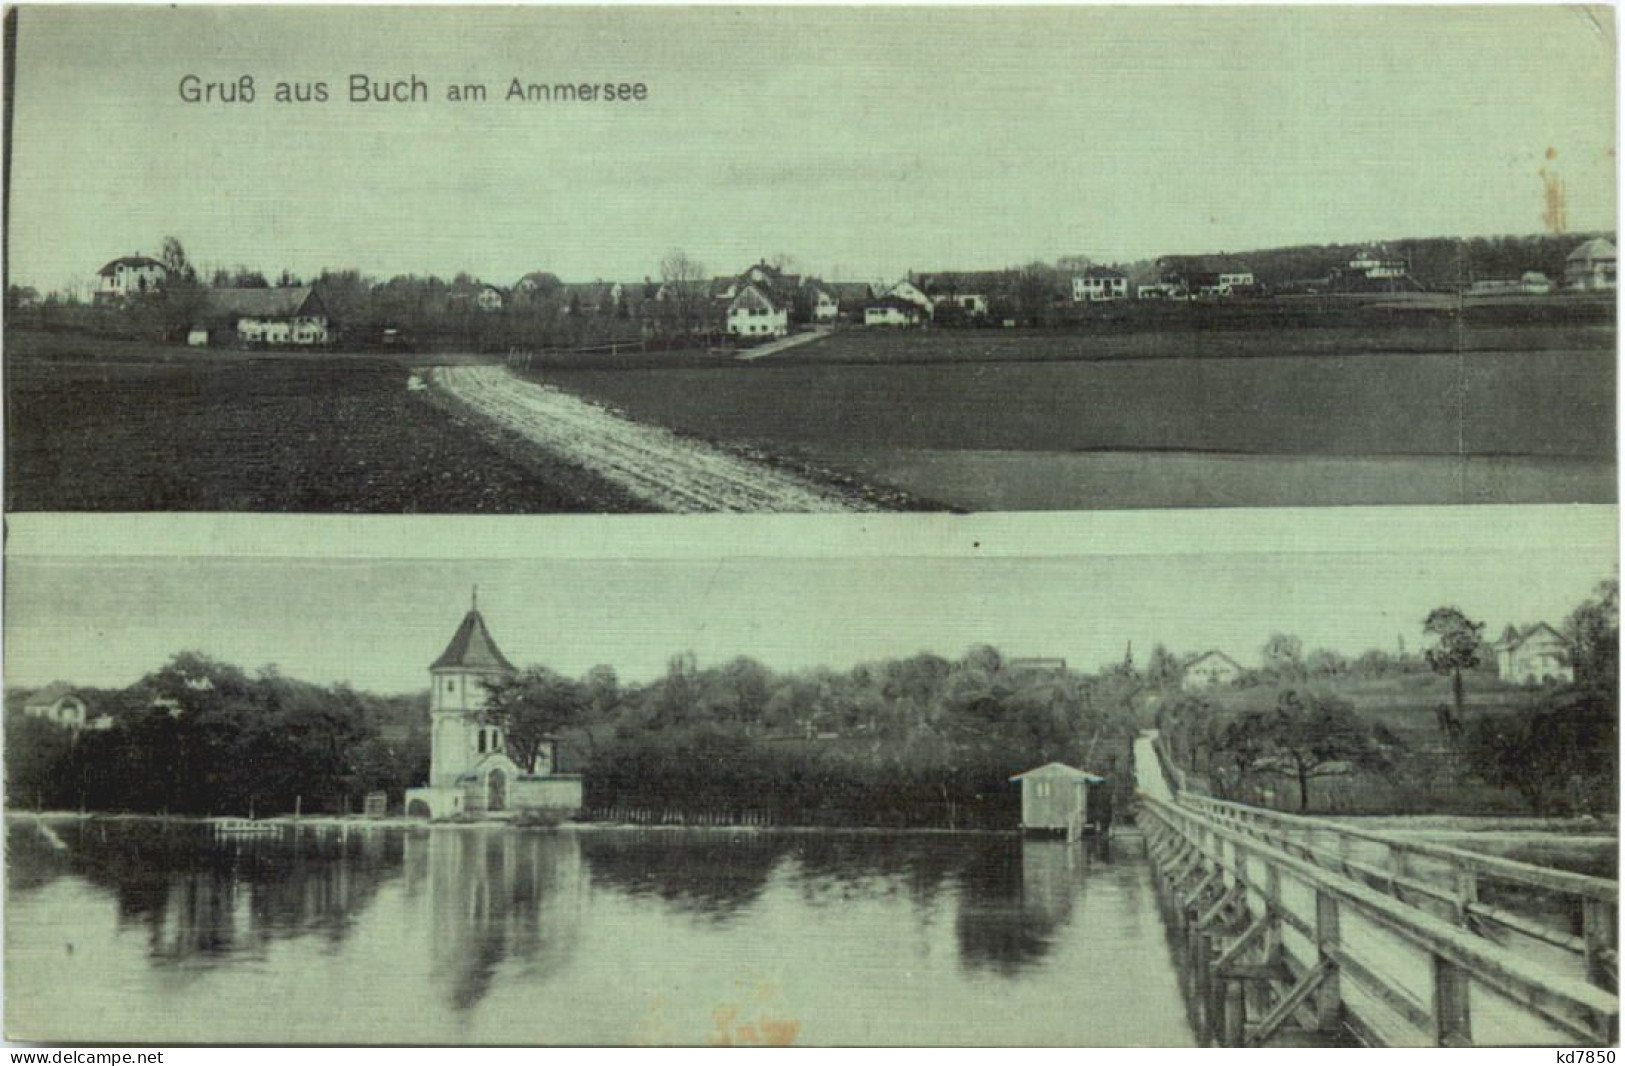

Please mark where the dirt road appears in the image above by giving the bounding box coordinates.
[431,364,873,513]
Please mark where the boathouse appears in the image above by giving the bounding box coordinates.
[1010,762,1109,838]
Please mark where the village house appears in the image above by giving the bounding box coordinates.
[22,684,111,731]
[1072,267,1130,302]
[512,271,564,303]
[863,295,926,327]
[475,284,505,311]
[825,281,876,322]
[1182,650,1244,690]
[1346,248,1410,279]
[200,286,330,347]
[405,597,584,820]
[94,255,169,302]
[916,271,1008,317]
[1466,272,1552,296]
[1493,623,1574,685]
[1565,237,1616,291]
[801,280,840,323]
[1156,255,1256,297]
[885,279,935,317]
[725,282,790,338]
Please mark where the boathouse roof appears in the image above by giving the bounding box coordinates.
[1008,762,1106,783]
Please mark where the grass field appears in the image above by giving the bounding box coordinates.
[8,314,1616,512]
[528,325,1615,510]
[5,331,645,512]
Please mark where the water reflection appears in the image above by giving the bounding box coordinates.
[8,820,401,965]
[8,818,1197,1045]
[405,829,584,1011]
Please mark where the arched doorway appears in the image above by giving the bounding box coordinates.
[406,799,432,819]
[487,768,508,812]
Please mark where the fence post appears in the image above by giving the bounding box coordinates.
[1432,955,1472,1046]
[1314,891,1343,1032]
[1583,897,1617,988]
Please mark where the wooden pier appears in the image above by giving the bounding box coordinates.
[1134,733,1618,1047]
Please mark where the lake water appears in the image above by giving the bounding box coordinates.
[6,819,1200,1046]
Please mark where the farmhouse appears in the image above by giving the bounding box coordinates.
[1565,238,1616,291]
[23,684,111,731]
[726,283,790,338]
[94,255,168,302]
[916,271,1008,316]
[1010,763,1110,838]
[1072,267,1130,302]
[404,597,583,820]
[1493,623,1573,685]
[802,281,840,323]
[885,279,935,317]
[863,296,925,327]
[1157,255,1256,297]
[825,282,876,321]
[1182,650,1244,690]
[201,286,330,346]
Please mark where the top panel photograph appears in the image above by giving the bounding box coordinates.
[3,5,1616,514]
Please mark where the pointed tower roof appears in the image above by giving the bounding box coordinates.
[430,597,517,673]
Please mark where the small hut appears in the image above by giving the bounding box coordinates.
[1010,763,1110,840]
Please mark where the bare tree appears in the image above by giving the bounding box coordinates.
[658,249,710,339]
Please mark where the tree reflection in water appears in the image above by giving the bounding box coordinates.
[576,830,793,921]
[6,819,403,968]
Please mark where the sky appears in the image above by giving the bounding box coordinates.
[6,5,1617,295]
[5,508,1615,695]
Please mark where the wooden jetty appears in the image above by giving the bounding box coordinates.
[1134,732,1617,1047]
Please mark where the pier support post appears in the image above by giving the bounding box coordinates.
[1313,891,1343,1033]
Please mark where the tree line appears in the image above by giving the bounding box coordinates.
[7,643,1145,828]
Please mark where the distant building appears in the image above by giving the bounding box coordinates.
[405,597,584,820]
[726,282,789,338]
[201,286,330,346]
[22,684,110,731]
[1072,267,1129,302]
[1565,238,1617,291]
[1010,762,1110,838]
[513,271,564,302]
[802,281,840,324]
[825,282,876,321]
[1493,623,1574,685]
[863,296,926,327]
[95,255,168,302]
[475,285,505,312]
[1466,272,1552,296]
[1346,248,1410,280]
[1182,651,1244,690]
[1007,657,1068,672]
[1156,255,1255,297]
[916,271,1009,317]
[885,279,935,316]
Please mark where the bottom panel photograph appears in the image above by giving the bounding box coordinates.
[2,509,1618,1048]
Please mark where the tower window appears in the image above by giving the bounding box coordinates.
[478,729,487,754]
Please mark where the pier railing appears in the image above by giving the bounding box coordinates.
[1177,793,1618,991]
[1139,792,1619,1046]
